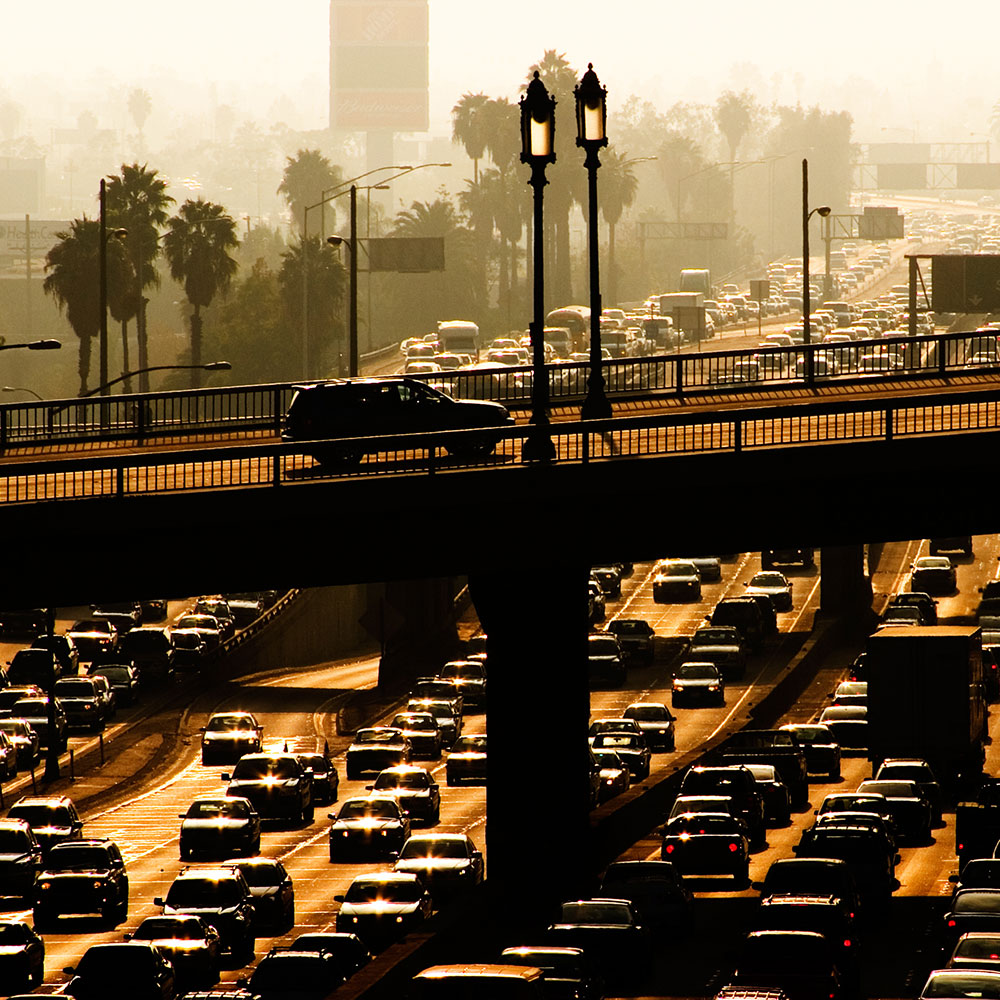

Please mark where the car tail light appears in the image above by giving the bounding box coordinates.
[948,919,957,927]
[843,939,852,948]
[958,842,965,851]
[664,844,675,854]
[728,842,739,852]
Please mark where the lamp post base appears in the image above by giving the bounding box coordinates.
[522,422,555,462]
[581,385,612,421]
[43,751,60,782]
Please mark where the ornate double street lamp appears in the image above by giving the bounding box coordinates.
[520,71,557,462]
[576,63,612,421]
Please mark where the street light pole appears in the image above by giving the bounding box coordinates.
[520,71,557,462]
[99,179,108,396]
[576,64,611,422]
[802,158,830,384]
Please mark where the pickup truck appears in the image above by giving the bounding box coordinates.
[713,729,809,807]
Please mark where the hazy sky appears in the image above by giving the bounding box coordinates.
[2,0,994,138]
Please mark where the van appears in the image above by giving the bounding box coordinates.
[709,598,765,653]
[6,648,61,687]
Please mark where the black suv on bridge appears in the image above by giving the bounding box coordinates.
[33,838,129,928]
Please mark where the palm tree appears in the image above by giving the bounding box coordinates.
[600,150,640,307]
[277,149,342,236]
[162,199,239,386]
[127,88,152,145]
[715,91,757,222]
[105,163,174,391]
[43,217,131,395]
[451,93,491,185]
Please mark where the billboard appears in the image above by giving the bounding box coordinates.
[330,0,429,131]
[858,206,904,240]
[0,218,68,256]
[932,255,1000,313]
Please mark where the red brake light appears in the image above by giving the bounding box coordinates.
[729,842,739,852]
[665,844,674,854]
[948,919,957,927]
[843,939,852,948]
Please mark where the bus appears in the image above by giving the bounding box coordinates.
[436,321,480,360]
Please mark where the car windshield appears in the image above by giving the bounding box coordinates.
[666,814,739,835]
[954,936,1000,959]
[661,563,696,577]
[0,828,31,851]
[593,734,638,749]
[251,957,335,991]
[392,715,436,731]
[71,621,109,634]
[166,878,243,908]
[344,879,424,903]
[234,863,283,887]
[960,862,1000,887]
[133,917,204,941]
[916,558,952,570]
[677,665,719,680]
[624,705,668,721]
[588,637,619,654]
[0,721,29,737]
[610,621,649,636]
[186,800,247,818]
[923,972,1000,998]
[764,865,847,897]
[46,846,110,869]
[955,893,1000,914]
[693,629,738,644]
[8,804,72,826]
[399,838,469,860]
[880,764,930,781]
[337,800,399,821]
[559,901,630,925]
[207,715,255,732]
[176,616,217,630]
[375,771,430,790]
[821,707,867,721]
[451,736,486,753]
[594,751,624,768]
[356,729,402,744]
[859,781,916,797]
[55,680,95,697]
[231,757,297,779]
[77,946,159,977]
[439,663,484,680]
[750,573,787,587]
[123,631,167,650]
[92,668,129,683]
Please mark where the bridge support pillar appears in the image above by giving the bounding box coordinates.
[819,545,871,615]
[469,561,591,919]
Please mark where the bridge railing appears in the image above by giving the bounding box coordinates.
[0,330,992,454]
[3,383,998,506]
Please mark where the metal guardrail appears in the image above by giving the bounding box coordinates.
[2,383,999,506]
[0,330,996,456]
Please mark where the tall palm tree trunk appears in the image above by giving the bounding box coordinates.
[78,334,92,396]
[190,306,203,387]
[137,300,150,391]
[121,319,132,392]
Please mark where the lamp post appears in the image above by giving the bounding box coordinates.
[2,386,44,401]
[520,71,557,462]
[0,339,60,353]
[78,361,231,398]
[575,63,611,421]
[302,163,451,377]
[801,158,831,386]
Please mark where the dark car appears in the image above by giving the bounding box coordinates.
[661,813,750,880]
[334,871,433,948]
[368,765,441,825]
[53,676,110,732]
[223,857,295,934]
[856,778,933,842]
[604,619,656,665]
[282,377,514,463]
[588,581,606,624]
[943,891,1000,955]
[910,556,957,594]
[545,898,651,986]
[745,763,792,825]
[31,634,80,676]
[328,796,411,860]
[410,677,464,720]
[155,865,257,963]
[7,795,83,854]
[119,627,176,679]
[586,633,626,687]
[680,765,765,849]
[243,947,351,1000]
[296,753,339,805]
[727,929,844,1000]
[179,796,261,860]
[33,838,129,928]
[793,824,897,900]
[708,598,765,653]
[90,601,143,632]
[590,565,622,599]
[222,593,267,627]
[127,914,221,990]
[200,711,263,765]
[0,684,43,716]
[622,701,675,752]
[598,859,693,929]
[223,753,313,824]
[0,730,17,779]
[172,615,222,652]
[66,619,120,662]
[446,734,487,785]
[758,857,862,916]
[672,661,726,706]
[875,758,943,824]
[500,945,602,1000]
[817,705,868,752]
[193,598,236,640]
[593,750,631,801]
[780,724,841,779]
[888,591,938,625]
[290,932,371,985]
[0,818,43,900]
[946,932,1000,972]
[87,663,140,707]
[0,720,40,770]
[8,696,68,751]
[0,918,44,991]
[392,832,485,901]
[817,793,897,841]
[761,548,814,569]
[389,712,442,760]
[590,731,650,780]
[745,571,793,612]
[689,626,747,679]
[171,629,209,670]
[345,727,412,780]
[63,942,176,1000]
[921,969,1000,1000]
[0,608,47,638]
[652,560,702,602]
[436,660,487,708]
[5,648,61,688]
[954,861,1000,899]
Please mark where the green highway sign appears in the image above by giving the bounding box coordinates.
[932,255,1000,313]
